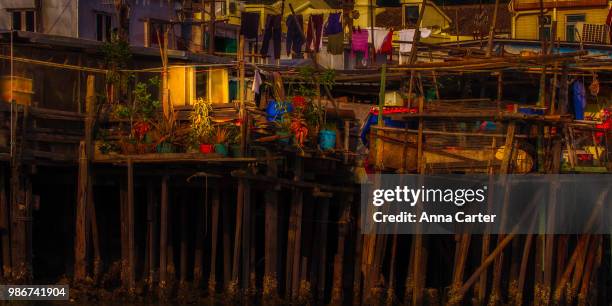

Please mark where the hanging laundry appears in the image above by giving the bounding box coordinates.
[378,30,394,54]
[327,32,344,55]
[371,28,390,53]
[572,81,586,120]
[251,70,262,94]
[286,15,304,56]
[398,29,415,53]
[240,12,260,39]
[260,14,282,59]
[306,14,324,53]
[352,29,369,59]
[420,27,432,38]
[324,13,342,35]
[398,28,432,53]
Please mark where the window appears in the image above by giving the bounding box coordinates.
[96,13,112,42]
[566,14,586,42]
[195,70,208,100]
[404,5,419,26]
[11,10,36,32]
[539,15,552,41]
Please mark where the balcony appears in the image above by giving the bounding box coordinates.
[510,0,608,11]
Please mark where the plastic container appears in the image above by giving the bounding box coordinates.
[266,100,294,122]
[199,143,214,154]
[214,143,228,156]
[319,129,337,150]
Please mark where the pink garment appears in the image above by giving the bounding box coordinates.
[351,30,369,59]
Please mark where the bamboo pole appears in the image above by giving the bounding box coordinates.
[486,0,501,57]
[238,35,247,155]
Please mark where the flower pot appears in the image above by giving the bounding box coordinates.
[276,131,290,144]
[156,142,175,153]
[319,129,336,151]
[199,143,214,154]
[214,143,228,156]
[230,144,243,157]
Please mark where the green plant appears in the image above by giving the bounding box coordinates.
[276,114,293,133]
[190,97,214,144]
[113,77,161,139]
[322,121,337,131]
[213,125,231,144]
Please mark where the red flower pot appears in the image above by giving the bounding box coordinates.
[199,144,214,154]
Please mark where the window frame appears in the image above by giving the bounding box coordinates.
[565,14,586,42]
[404,5,420,27]
[9,9,36,32]
[95,12,113,42]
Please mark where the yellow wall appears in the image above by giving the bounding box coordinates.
[513,7,610,40]
[168,66,229,106]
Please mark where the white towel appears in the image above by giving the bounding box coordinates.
[399,29,416,53]
[398,28,432,53]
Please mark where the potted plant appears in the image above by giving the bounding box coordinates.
[213,125,230,156]
[227,125,242,157]
[275,114,292,145]
[190,97,215,154]
[319,122,337,151]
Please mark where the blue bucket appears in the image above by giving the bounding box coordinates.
[319,129,336,150]
[266,101,294,122]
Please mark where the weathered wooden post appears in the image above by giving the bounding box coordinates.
[126,158,135,291]
[159,175,169,290]
[208,188,220,297]
[263,151,279,301]
[0,168,10,279]
[74,142,88,282]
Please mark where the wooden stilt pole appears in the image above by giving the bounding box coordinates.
[316,198,330,303]
[230,178,244,296]
[179,196,188,285]
[222,190,232,290]
[146,180,158,288]
[120,177,128,285]
[0,167,10,279]
[241,179,251,293]
[264,151,279,301]
[208,188,220,297]
[290,158,304,300]
[74,142,88,282]
[194,191,204,288]
[331,197,351,305]
[159,175,169,290]
[126,158,135,291]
